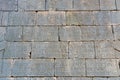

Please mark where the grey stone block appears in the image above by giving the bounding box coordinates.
[57,77,92,80]
[66,12,93,25]
[18,0,45,11]
[108,78,120,80]
[93,78,108,80]
[12,59,54,76]
[59,26,81,41]
[100,0,116,10]
[93,11,111,25]
[111,11,120,25]
[32,42,68,58]
[86,59,118,76]
[0,59,13,76]
[55,59,85,76]
[15,78,30,80]
[114,25,120,40]
[0,78,14,80]
[23,27,58,41]
[46,0,73,10]
[31,77,55,80]
[0,0,17,11]
[8,12,36,25]
[5,27,22,41]
[95,41,115,58]
[1,12,8,26]
[69,42,95,58]
[0,27,6,41]
[4,42,31,58]
[36,11,66,25]
[74,0,99,10]
[116,0,120,10]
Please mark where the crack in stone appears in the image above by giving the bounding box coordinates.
[114,48,120,52]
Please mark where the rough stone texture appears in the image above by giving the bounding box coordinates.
[0,0,17,11]
[46,0,73,10]
[23,27,58,41]
[18,0,45,11]
[8,12,36,25]
[4,42,31,58]
[59,26,81,41]
[66,12,93,25]
[55,59,85,76]
[86,59,118,76]
[12,59,54,76]
[95,41,115,58]
[32,42,68,58]
[111,11,120,25]
[5,27,22,41]
[100,0,116,10]
[69,42,95,58]
[73,0,99,10]
[93,11,111,25]
[36,11,66,25]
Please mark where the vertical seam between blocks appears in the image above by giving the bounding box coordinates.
[115,0,118,10]
[85,59,87,77]
[72,0,74,9]
[58,26,60,41]
[45,0,47,10]
[68,41,70,59]
[54,58,56,77]
[93,41,96,59]
[111,25,115,40]
[99,0,101,10]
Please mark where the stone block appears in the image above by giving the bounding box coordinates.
[86,59,118,76]
[4,42,31,58]
[114,25,120,40]
[32,42,68,58]
[69,42,95,58]
[111,11,120,25]
[0,27,6,41]
[36,11,66,25]
[55,59,85,76]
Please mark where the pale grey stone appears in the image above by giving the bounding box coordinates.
[59,26,81,41]
[8,12,36,25]
[74,0,99,10]
[36,11,66,25]
[116,0,120,10]
[57,77,92,80]
[100,0,116,10]
[2,12,8,26]
[46,0,72,10]
[108,78,120,80]
[114,25,120,40]
[23,27,58,41]
[86,59,118,76]
[5,27,22,41]
[0,41,7,50]
[0,78,14,80]
[31,77,55,80]
[0,0,17,11]
[80,26,96,40]
[15,78,31,80]
[4,42,31,58]
[0,59,13,76]
[0,27,6,41]
[32,42,68,58]
[18,0,45,11]
[12,59,54,76]
[95,41,115,58]
[93,78,108,80]
[93,11,111,25]
[55,59,85,76]
[111,11,120,25]
[69,42,95,58]
[66,12,93,25]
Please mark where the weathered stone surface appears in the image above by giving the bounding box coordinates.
[55,59,85,76]
[100,0,116,10]
[0,27,6,41]
[69,42,95,58]
[12,59,54,76]
[74,0,99,10]
[114,25,120,40]
[36,11,66,25]
[108,78,120,80]
[46,0,73,10]
[93,78,108,80]
[95,41,115,58]
[66,12,93,25]
[0,78,14,80]
[57,77,92,80]
[111,11,120,25]
[0,0,17,11]
[116,0,120,10]
[8,12,36,25]
[0,59,12,76]
[4,42,31,58]
[18,0,45,10]
[86,59,118,76]
[93,11,111,25]
[32,42,68,58]
[23,27,58,41]
[59,26,81,41]
[5,27,22,41]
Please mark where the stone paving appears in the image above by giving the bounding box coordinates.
[0,0,120,80]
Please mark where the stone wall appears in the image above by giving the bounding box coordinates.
[0,0,120,80]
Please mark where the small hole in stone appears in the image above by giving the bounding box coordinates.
[35,11,38,13]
